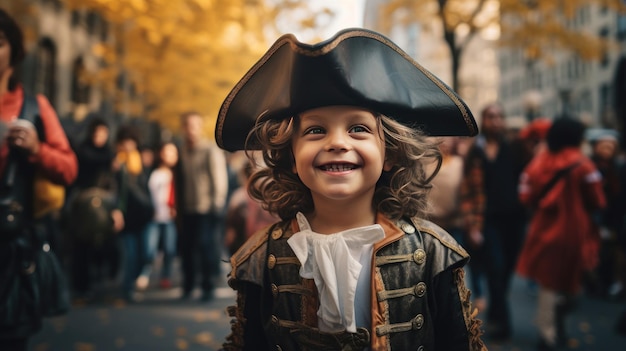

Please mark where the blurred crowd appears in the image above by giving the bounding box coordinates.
[427,103,626,350]
[43,100,626,350]
[3,6,626,351]
[54,112,275,304]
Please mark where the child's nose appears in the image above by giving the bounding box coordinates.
[325,132,350,152]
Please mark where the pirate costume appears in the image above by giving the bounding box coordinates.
[216,28,486,351]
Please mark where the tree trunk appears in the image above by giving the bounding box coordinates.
[442,27,461,92]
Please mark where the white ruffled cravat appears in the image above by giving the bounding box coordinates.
[287,212,385,333]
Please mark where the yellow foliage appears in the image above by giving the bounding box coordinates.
[60,0,329,137]
[0,0,38,45]
[382,0,626,78]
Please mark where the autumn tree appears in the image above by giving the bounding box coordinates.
[379,0,626,92]
[60,0,331,134]
[0,0,37,44]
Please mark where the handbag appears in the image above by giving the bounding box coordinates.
[0,238,70,326]
[0,162,25,240]
[30,239,71,317]
[0,93,71,324]
[70,187,115,247]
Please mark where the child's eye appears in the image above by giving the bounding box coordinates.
[349,125,369,133]
[304,127,324,135]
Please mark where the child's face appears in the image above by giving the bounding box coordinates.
[291,106,390,204]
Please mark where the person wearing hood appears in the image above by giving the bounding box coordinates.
[67,117,117,300]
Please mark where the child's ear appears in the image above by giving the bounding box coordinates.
[383,159,393,172]
[291,153,298,174]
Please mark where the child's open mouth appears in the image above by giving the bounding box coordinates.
[319,163,357,172]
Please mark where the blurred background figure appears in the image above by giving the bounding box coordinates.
[0,8,77,350]
[139,144,156,175]
[614,150,626,335]
[585,128,624,299]
[224,154,278,256]
[111,125,154,302]
[428,136,486,312]
[136,141,179,291]
[518,118,553,168]
[460,103,527,341]
[66,117,117,300]
[174,111,228,302]
[516,117,606,351]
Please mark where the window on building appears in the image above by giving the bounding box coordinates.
[86,12,99,36]
[35,38,56,106]
[535,71,543,89]
[600,27,610,67]
[579,90,591,112]
[600,83,611,112]
[71,57,91,104]
[100,20,109,42]
[41,0,63,11]
[71,10,81,27]
[582,5,590,25]
[601,4,609,15]
[568,59,576,80]
[618,13,626,41]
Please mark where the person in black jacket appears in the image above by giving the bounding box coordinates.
[67,117,117,299]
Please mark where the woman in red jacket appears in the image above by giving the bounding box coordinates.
[0,8,77,351]
[516,117,606,351]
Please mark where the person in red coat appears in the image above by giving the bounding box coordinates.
[1,8,77,350]
[516,117,606,351]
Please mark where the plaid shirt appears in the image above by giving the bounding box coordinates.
[459,136,490,233]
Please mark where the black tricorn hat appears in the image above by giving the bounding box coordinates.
[216,28,477,151]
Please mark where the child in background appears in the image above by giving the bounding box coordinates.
[216,28,486,350]
[136,142,179,290]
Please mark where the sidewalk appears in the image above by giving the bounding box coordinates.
[31,258,235,351]
[481,275,626,351]
[31,258,626,351]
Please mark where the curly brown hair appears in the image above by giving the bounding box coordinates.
[245,113,442,221]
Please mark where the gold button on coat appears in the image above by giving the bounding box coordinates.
[413,249,426,264]
[267,254,277,269]
[401,222,416,234]
[271,227,283,240]
[413,314,424,329]
[415,282,426,297]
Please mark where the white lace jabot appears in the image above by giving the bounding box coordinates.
[287,212,385,333]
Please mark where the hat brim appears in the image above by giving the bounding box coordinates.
[216,28,478,151]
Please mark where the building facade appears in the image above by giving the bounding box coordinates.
[19,0,110,126]
[14,0,161,146]
[499,3,626,128]
[362,0,500,123]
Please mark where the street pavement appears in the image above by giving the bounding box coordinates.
[31,258,626,351]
